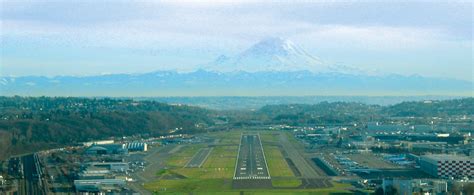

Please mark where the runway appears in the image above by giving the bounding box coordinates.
[233,133,272,189]
[185,147,213,168]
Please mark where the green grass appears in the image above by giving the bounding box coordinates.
[271,178,302,188]
[260,132,295,178]
[145,179,351,194]
[201,145,238,178]
[165,144,205,167]
[264,146,294,177]
[144,178,232,193]
[172,146,237,179]
[259,132,280,145]
[212,131,242,145]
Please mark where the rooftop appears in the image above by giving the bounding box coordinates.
[422,154,473,161]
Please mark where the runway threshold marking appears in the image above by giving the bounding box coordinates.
[233,133,270,180]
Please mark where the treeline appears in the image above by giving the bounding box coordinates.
[256,102,383,125]
[381,98,474,117]
[248,98,474,126]
[0,96,213,160]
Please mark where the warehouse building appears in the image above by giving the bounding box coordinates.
[420,154,473,179]
[74,179,126,192]
[90,162,129,172]
[85,144,128,155]
[82,162,129,172]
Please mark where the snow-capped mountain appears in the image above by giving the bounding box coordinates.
[205,37,330,72]
[1,38,471,96]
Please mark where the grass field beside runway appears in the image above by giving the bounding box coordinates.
[259,132,302,188]
[144,180,352,194]
[213,130,242,145]
[263,145,293,177]
[263,146,301,187]
[172,145,237,179]
[165,144,205,167]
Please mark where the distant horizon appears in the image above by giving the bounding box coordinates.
[2,95,472,110]
[2,68,474,83]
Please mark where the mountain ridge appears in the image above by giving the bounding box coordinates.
[1,70,472,96]
[1,38,472,96]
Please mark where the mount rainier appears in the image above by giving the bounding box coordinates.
[1,38,472,96]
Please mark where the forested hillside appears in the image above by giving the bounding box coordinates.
[255,98,474,125]
[382,98,474,117]
[0,97,212,160]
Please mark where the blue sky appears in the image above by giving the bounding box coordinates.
[1,0,472,81]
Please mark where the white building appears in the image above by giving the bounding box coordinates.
[126,142,148,152]
[82,140,114,147]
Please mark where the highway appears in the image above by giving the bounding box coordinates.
[185,147,213,168]
[233,134,270,180]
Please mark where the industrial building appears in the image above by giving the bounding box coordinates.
[85,144,128,155]
[382,179,447,194]
[420,154,473,179]
[78,170,108,180]
[74,179,126,192]
[86,162,129,172]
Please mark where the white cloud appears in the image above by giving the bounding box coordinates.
[291,25,447,50]
[1,0,462,52]
[2,16,450,52]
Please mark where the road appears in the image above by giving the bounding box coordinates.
[185,147,213,168]
[234,134,270,180]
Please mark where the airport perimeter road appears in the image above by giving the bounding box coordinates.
[233,134,270,180]
[185,147,213,168]
[278,133,322,178]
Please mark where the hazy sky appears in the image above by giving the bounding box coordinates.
[1,1,472,81]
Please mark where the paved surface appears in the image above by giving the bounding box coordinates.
[234,134,270,180]
[277,133,334,189]
[233,134,272,189]
[128,145,178,195]
[278,133,322,178]
[346,153,399,169]
[185,147,213,168]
